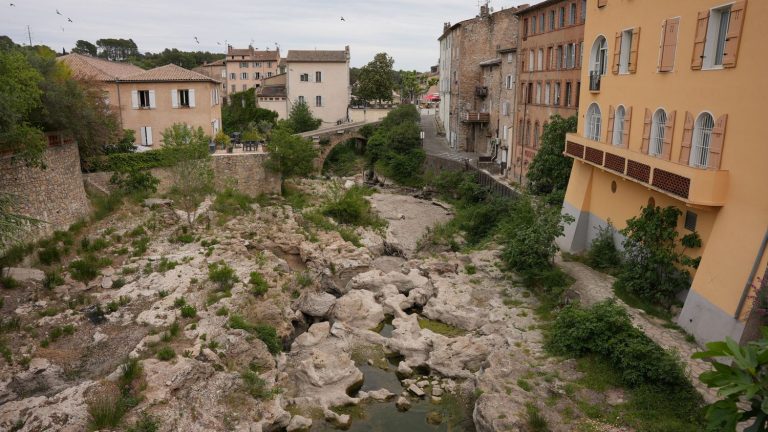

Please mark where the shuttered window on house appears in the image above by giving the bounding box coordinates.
[694,1,746,70]
[659,17,679,72]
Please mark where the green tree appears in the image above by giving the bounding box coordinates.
[364,104,424,186]
[221,88,278,133]
[162,124,213,226]
[400,70,427,104]
[615,205,701,307]
[0,47,46,166]
[264,128,318,179]
[286,99,322,133]
[96,38,139,61]
[72,40,97,56]
[693,328,768,432]
[526,115,577,196]
[357,53,395,104]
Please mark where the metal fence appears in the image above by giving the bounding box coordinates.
[424,154,518,200]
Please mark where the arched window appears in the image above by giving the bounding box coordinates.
[586,103,601,141]
[612,105,625,146]
[650,109,667,156]
[590,36,608,76]
[690,112,715,168]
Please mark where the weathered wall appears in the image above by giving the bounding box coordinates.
[348,108,391,123]
[83,152,281,198]
[0,137,90,243]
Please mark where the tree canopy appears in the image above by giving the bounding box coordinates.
[96,38,139,61]
[264,128,318,179]
[72,39,224,70]
[222,88,278,133]
[364,104,424,186]
[286,100,322,133]
[526,115,577,197]
[72,40,97,56]
[356,53,395,104]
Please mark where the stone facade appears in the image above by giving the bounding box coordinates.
[0,136,90,246]
[439,5,520,155]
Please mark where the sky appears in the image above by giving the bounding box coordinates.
[1,0,533,71]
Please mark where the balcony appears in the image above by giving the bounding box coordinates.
[461,112,490,123]
[475,86,488,98]
[589,71,601,92]
[564,133,729,206]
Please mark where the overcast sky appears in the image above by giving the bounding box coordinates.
[1,0,533,70]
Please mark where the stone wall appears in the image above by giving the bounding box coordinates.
[83,152,281,198]
[0,137,90,244]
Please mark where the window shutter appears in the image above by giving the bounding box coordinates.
[629,27,640,73]
[597,0,606,7]
[659,18,679,72]
[723,1,747,68]
[691,11,709,70]
[679,112,694,164]
[606,105,615,144]
[612,32,622,74]
[709,114,727,169]
[148,90,156,108]
[622,106,632,147]
[641,108,652,154]
[131,91,139,109]
[146,126,153,146]
[189,89,196,108]
[171,89,178,108]
[662,110,676,160]
[139,127,146,145]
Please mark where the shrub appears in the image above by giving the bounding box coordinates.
[322,185,384,228]
[180,304,197,319]
[241,370,278,399]
[87,387,127,430]
[131,236,150,256]
[91,191,124,221]
[295,272,312,288]
[156,346,175,361]
[264,128,318,179]
[249,271,269,296]
[228,315,281,354]
[526,115,577,196]
[208,261,238,290]
[586,222,622,271]
[213,188,255,217]
[110,168,159,198]
[547,300,691,389]
[126,412,159,432]
[323,139,363,177]
[38,244,62,265]
[156,257,178,273]
[1,275,19,289]
[69,255,111,282]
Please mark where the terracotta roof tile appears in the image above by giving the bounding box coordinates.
[121,64,220,83]
[57,53,144,81]
[258,86,287,98]
[227,48,280,61]
[286,50,347,63]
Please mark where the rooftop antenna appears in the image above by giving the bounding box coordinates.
[26,25,32,45]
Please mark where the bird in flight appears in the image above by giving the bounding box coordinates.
[67,18,73,23]
[340,16,345,21]
[194,36,200,44]
[56,9,62,15]
[10,3,15,6]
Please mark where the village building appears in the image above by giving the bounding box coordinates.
[559,0,765,344]
[257,73,288,120]
[224,45,281,94]
[193,59,228,104]
[59,53,222,147]
[285,47,351,126]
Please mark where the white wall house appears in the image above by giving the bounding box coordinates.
[438,31,453,147]
[285,47,351,126]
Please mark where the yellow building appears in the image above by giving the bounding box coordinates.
[559,0,767,343]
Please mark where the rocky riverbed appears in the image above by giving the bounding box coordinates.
[0,178,622,432]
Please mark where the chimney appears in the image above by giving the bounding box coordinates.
[227,45,233,54]
[345,45,350,61]
[443,22,451,33]
[480,4,489,17]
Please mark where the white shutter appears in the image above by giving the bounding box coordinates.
[148,90,156,108]
[189,89,196,108]
[131,91,139,109]
[139,127,146,145]
[171,89,178,108]
[146,126,153,145]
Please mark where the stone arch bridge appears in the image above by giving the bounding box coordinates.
[298,121,380,172]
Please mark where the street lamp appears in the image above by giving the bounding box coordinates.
[420,130,425,147]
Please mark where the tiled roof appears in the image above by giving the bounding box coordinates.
[57,53,144,81]
[258,85,287,98]
[121,64,220,83]
[286,50,347,63]
[227,48,280,61]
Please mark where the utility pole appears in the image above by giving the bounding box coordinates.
[27,25,32,46]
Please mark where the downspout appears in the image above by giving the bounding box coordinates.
[734,228,768,319]
[115,79,124,128]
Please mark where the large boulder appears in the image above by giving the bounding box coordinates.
[221,329,276,371]
[294,292,336,318]
[331,290,384,330]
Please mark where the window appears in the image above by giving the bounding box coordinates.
[659,18,680,72]
[549,10,555,31]
[532,16,537,33]
[701,5,732,68]
[565,81,572,106]
[239,62,248,68]
[559,7,565,27]
[507,53,514,63]
[231,84,236,93]
[533,122,540,147]
[525,121,531,146]
[242,84,247,90]
[619,29,633,73]
[316,71,322,82]
[254,72,261,79]
[267,72,272,77]
[298,96,305,104]
[528,50,534,71]
[138,90,150,108]
[241,72,248,79]
[540,14,545,32]
[581,0,587,21]
[545,82,551,105]
[591,36,608,75]
[538,49,544,70]
[254,62,261,68]
[612,105,626,145]
[220,70,226,78]
[527,82,533,103]
[690,112,714,167]
[565,43,576,68]
[139,126,152,146]
[546,46,553,69]
[506,75,513,89]
[570,3,577,24]
[230,72,236,80]
[268,62,273,68]
[553,81,561,105]
[178,89,190,107]
[684,211,698,231]
[301,73,309,82]
[315,95,322,107]
[524,18,529,37]
[586,103,602,141]
[535,82,541,104]
[650,109,668,156]
[556,45,563,69]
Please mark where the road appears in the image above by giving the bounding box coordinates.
[419,112,477,164]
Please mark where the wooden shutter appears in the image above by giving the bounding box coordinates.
[641,108,652,153]
[723,1,747,68]
[139,127,146,145]
[131,90,139,109]
[679,111,694,163]
[629,27,640,73]
[659,18,679,72]
[148,90,156,108]
[661,110,676,160]
[189,89,196,108]
[597,0,607,7]
[691,11,709,70]
[709,114,727,169]
[612,32,622,74]
[622,106,632,147]
[146,126,153,146]
[171,89,178,108]
[606,105,615,144]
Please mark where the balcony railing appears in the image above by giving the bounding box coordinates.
[475,86,488,98]
[563,133,729,206]
[461,112,490,123]
[589,71,601,92]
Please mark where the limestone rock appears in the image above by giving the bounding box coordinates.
[396,396,411,411]
[101,276,113,289]
[2,267,45,283]
[286,415,312,431]
[366,388,395,401]
[408,383,425,397]
[294,292,336,318]
[331,290,384,330]
[396,361,413,378]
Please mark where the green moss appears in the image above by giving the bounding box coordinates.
[417,318,466,337]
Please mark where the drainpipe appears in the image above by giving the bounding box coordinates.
[734,228,768,319]
[115,79,124,128]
